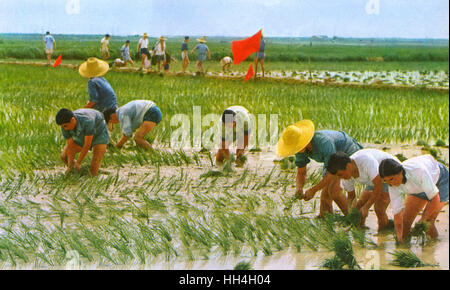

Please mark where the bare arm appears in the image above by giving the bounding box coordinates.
[296,167,307,195]
[75,135,93,169]
[115,135,130,148]
[84,101,96,109]
[394,211,404,243]
[66,138,76,172]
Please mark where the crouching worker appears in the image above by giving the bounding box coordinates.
[277,120,363,217]
[56,108,109,176]
[379,155,449,243]
[216,106,251,167]
[103,100,162,150]
[327,149,399,230]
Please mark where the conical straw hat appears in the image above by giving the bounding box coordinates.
[78,57,109,78]
[276,120,315,157]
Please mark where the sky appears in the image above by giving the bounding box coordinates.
[0,0,448,38]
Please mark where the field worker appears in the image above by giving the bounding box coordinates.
[191,36,211,73]
[216,106,251,167]
[111,58,126,68]
[43,31,56,65]
[327,149,399,230]
[103,100,162,150]
[163,51,177,72]
[56,108,109,176]
[379,155,449,243]
[277,120,363,217]
[254,33,265,78]
[220,56,233,73]
[137,33,151,70]
[100,34,110,60]
[79,57,118,113]
[153,36,166,72]
[120,40,134,67]
[181,36,190,73]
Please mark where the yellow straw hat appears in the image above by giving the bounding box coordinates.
[143,33,148,37]
[159,36,166,40]
[276,120,315,157]
[78,57,109,78]
[196,36,207,43]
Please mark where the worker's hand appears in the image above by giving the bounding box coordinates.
[303,188,317,201]
[65,167,73,175]
[74,162,81,172]
[295,189,304,200]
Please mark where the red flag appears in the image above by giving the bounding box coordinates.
[244,64,254,82]
[53,54,62,68]
[232,30,262,65]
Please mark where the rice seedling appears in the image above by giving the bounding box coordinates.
[389,250,435,268]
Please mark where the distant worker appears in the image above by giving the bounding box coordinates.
[254,33,265,78]
[120,40,134,67]
[191,36,211,73]
[216,106,252,167]
[153,36,167,72]
[181,36,190,73]
[79,57,118,114]
[103,100,162,150]
[220,56,233,73]
[137,33,151,70]
[100,34,111,60]
[43,31,56,65]
[56,108,109,176]
[163,51,177,72]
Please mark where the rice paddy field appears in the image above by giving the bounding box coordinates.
[0,35,449,270]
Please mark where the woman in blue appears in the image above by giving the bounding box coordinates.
[191,37,211,73]
[254,33,265,78]
[79,57,118,114]
[277,120,363,217]
[103,100,162,150]
[56,108,109,176]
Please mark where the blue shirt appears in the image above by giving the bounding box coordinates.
[295,130,363,169]
[259,39,265,52]
[116,100,156,137]
[120,45,130,58]
[87,77,118,113]
[181,42,188,51]
[44,35,55,49]
[61,109,109,147]
[194,43,209,56]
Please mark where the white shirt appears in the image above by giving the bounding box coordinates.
[389,155,440,215]
[101,37,109,50]
[221,56,232,65]
[154,41,165,56]
[341,149,399,192]
[138,38,148,49]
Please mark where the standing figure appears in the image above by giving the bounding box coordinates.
[181,36,190,73]
[137,33,151,70]
[120,40,134,67]
[254,33,265,78]
[153,36,166,72]
[100,34,110,60]
[43,31,56,65]
[191,36,211,73]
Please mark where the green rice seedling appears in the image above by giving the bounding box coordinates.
[435,139,447,147]
[410,221,429,245]
[389,250,435,268]
[332,231,360,270]
[200,170,224,179]
[395,153,407,162]
[350,228,377,248]
[340,207,362,227]
[416,140,430,147]
[321,255,345,270]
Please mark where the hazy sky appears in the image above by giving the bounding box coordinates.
[0,0,448,38]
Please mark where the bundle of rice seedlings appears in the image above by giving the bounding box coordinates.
[410,221,429,237]
[200,170,224,179]
[332,232,360,270]
[340,208,362,227]
[233,261,253,270]
[389,250,434,268]
[395,153,407,162]
[235,155,247,167]
[321,255,345,270]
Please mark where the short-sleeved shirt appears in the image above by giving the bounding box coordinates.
[88,77,118,113]
[221,57,232,65]
[388,155,441,215]
[221,106,251,143]
[341,149,399,192]
[181,42,188,51]
[121,45,130,59]
[259,39,266,52]
[138,38,149,49]
[295,130,363,170]
[44,35,55,49]
[154,41,165,56]
[100,37,109,50]
[61,109,109,148]
[116,100,156,138]
[194,43,209,56]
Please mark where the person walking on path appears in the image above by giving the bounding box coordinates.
[103,100,162,150]
[120,40,134,67]
[79,57,118,114]
[181,36,190,73]
[379,155,449,243]
[153,36,167,72]
[137,33,151,70]
[191,36,211,73]
[327,149,399,230]
[56,108,109,176]
[100,34,111,60]
[43,31,56,65]
[277,120,364,217]
[254,33,265,78]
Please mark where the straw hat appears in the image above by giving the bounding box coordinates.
[143,33,148,37]
[78,57,109,78]
[159,36,166,41]
[276,120,315,157]
[196,36,207,43]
